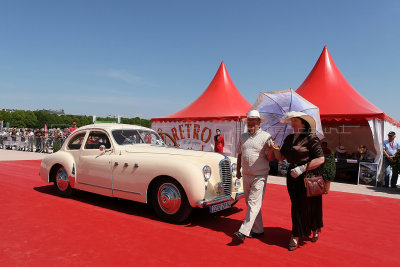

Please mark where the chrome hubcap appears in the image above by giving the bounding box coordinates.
[56,168,69,191]
[157,183,181,215]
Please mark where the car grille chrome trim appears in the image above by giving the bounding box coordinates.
[196,195,231,207]
[219,158,232,196]
[196,192,245,208]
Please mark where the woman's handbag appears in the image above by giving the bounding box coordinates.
[304,163,327,197]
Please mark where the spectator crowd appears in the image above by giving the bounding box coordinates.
[0,127,71,153]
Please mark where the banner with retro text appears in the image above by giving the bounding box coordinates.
[152,120,244,157]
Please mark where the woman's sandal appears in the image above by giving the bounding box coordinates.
[311,229,320,243]
[288,236,299,251]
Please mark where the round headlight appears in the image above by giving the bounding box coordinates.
[203,165,211,181]
[231,163,237,177]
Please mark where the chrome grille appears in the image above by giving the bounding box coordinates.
[219,158,232,195]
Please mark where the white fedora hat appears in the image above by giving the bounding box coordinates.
[280,111,316,133]
[243,109,266,122]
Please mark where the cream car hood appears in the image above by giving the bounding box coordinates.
[122,144,225,161]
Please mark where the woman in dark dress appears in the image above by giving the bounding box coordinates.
[273,112,325,251]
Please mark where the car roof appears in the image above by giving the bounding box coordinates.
[77,123,152,132]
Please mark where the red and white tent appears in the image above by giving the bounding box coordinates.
[151,62,251,156]
[296,46,400,183]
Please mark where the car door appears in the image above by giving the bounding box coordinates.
[76,130,113,197]
[65,130,87,168]
[112,129,156,203]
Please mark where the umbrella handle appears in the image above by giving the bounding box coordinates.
[269,124,284,149]
[272,124,284,140]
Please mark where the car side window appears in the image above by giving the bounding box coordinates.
[138,130,161,145]
[85,131,111,149]
[67,132,86,150]
[112,129,141,145]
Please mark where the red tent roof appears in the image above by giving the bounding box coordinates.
[296,46,400,126]
[152,62,251,122]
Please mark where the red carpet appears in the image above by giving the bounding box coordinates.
[0,160,399,266]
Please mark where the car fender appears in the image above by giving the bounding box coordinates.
[116,152,206,207]
[40,151,77,187]
[148,158,206,207]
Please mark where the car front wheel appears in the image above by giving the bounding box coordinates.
[54,165,73,197]
[151,177,192,223]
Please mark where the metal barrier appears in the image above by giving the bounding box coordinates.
[1,136,66,153]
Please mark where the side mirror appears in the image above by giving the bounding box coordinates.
[99,145,105,152]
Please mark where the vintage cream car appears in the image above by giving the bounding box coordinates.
[39,123,244,223]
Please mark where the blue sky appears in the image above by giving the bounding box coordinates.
[1,0,399,120]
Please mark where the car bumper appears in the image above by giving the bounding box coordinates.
[196,192,244,208]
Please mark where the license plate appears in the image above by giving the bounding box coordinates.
[209,201,231,213]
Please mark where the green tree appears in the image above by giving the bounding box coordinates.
[1,109,150,129]
[25,111,38,128]
[34,111,53,129]
[10,110,27,128]
[0,111,11,126]
[140,119,151,128]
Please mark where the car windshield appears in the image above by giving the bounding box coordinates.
[112,129,164,146]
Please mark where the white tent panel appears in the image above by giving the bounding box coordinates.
[152,120,245,157]
[368,119,400,185]
[368,119,384,183]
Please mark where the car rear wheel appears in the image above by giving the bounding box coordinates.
[54,166,73,197]
[151,177,192,223]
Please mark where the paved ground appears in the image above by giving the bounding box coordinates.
[1,149,399,199]
[0,149,48,161]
